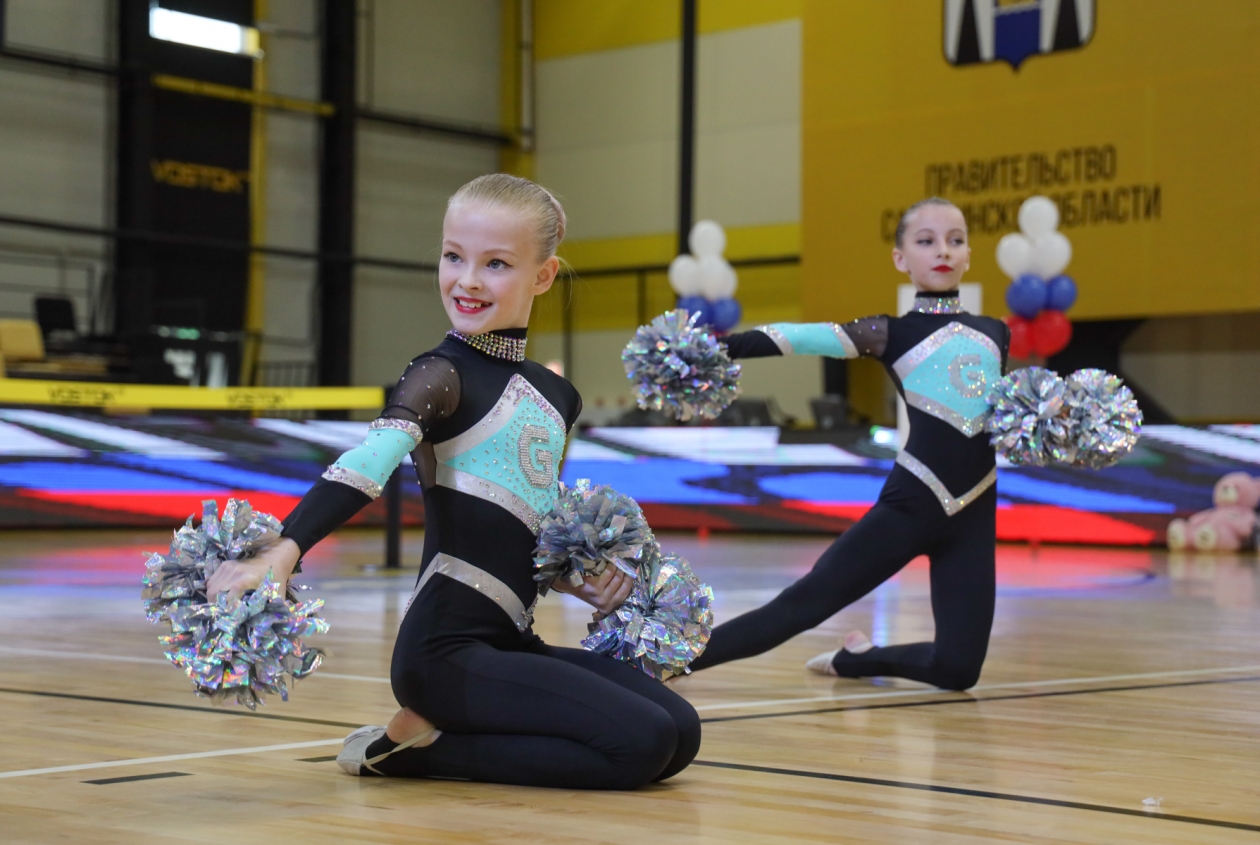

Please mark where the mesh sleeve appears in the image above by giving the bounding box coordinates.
[381,355,461,428]
[839,315,889,359]
[279,356,462,555]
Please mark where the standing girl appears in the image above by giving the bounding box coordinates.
[208,174,700,788]
[687,198,1007,690]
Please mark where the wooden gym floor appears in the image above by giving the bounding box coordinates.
[1,528,1258,843]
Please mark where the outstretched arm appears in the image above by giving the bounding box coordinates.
[722,317,889,360]
[207,356,460,600]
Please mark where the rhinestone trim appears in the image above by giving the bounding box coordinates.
[895,450,996,516]
[447,329,527,361]
[369,417,424,442]
[406,552,537,631]
[321,465,383,500]
[912,293,965,314]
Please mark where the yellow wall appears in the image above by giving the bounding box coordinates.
[802,0,1260,323]
[535,0,801,60]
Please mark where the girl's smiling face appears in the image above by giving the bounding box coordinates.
[892,204,970,292]
[439,202,559,334]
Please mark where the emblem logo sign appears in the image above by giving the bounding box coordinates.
[944,0,1095,69]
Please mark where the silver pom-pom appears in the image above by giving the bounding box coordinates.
[533,479,655,594]
[985,367,1076,466]
[581,549,715,681]
[1064,368,1142,469]
[142,499,328,710]
[622,309,741,421]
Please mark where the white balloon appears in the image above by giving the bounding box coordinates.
[1028,232,1072,278]
[689,220,727,258]
[1018,196,1060,238]
[668,254,702,296]
[697,256,736,299]
[995,233,1034,279]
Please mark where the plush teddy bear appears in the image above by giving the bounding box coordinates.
[1166,472,1260,551]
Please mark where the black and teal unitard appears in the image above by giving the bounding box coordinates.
[282,328,700,788]
[689,290,1009,690]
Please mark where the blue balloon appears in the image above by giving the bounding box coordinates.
[1046,275,1078,312]
[1005,274,1048,319]
[677,295,713,326]
[710,298,742,332]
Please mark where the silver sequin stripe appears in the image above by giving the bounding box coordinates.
[892,322,1001,380]
[369,417,424,442]
[894,450,996,517]
[321,465,383,499]
[903,391,989,437]
[405,552,537,632]
[435,465,543,533]
[754,325,793,356]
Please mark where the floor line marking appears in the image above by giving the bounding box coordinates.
[699,676,1260,724]
[6,647,1259,709]
[692,760,1260,833]
[0,686,365,729]
[84,771,192,785]
[0,647,392,683]
[0,739,343,780]
[692,664,1260,711]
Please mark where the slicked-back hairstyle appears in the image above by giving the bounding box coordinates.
[448,173,567,261]
[894,197,964,248]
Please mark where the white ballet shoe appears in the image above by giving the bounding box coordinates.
[336,724,442,776]
[805,631,875,676]
[805,651,840,676]
[337,726,385,776]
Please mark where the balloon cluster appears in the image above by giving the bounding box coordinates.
[996,196,1078,359]
[669,220,742,332]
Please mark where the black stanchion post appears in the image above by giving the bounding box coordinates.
[384,466,401,569]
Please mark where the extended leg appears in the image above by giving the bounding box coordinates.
[833,490,997,690]
[691,501,933,671]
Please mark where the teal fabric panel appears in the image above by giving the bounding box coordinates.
[331,427,418,487]
[767,323,856,358]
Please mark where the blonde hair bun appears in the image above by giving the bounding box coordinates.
[449,173,567,260]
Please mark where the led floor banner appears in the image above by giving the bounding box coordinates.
[0,411,1242,546]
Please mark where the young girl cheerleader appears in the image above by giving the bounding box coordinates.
[687,198,1007,690]
[207,174,700,788]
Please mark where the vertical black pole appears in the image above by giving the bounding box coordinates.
[317,0,357,395]
[677,0,697,256]
[384,467,401,569]
[0,0,7,46]
[114,0,157,338]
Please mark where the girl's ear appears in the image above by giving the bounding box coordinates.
[534,255,560,294]
[892,247,909,274]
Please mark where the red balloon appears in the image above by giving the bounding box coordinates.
[1031,310,1073,357]
[1005,315,1032,359]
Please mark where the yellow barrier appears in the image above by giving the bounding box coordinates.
[0,378,383,411]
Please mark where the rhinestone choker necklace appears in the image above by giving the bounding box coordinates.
[447,329,527,361]
[912,293,964,314]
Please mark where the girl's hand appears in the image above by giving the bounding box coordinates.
[205,538,302,603]
[551,566,635,617]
